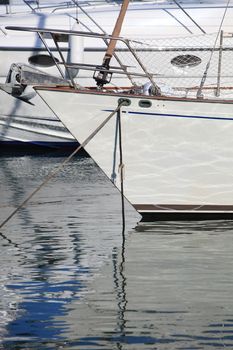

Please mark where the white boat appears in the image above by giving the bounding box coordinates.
[2,0,233,150]
[0,2,82,150]
[32,22,233,221]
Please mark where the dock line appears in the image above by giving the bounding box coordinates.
[0,101,125,230]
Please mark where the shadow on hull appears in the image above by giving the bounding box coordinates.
[0,141,89,157]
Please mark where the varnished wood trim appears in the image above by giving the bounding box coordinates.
[35,86,233,104]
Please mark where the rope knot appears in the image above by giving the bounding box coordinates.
[118,163,125,179]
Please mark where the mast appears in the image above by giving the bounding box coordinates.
[94,0,130,87]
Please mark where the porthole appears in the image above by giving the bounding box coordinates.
[139,100,152,108]
[28,54,59,67]
[171,54,201,68]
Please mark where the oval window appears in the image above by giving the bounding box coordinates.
[139,100,152,108]
[171,54,201,68]
[28,54,59,67]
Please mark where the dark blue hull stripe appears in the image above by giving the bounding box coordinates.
[103,110,233,122]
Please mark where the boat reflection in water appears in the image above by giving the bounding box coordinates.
[61,220,233,349]
[0,154,138,347]
[1,155,233,349]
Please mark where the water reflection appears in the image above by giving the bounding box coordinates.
[112,235,127,349]
[59,221,233,349]
[1,155,233,349]
[0,154,138,348]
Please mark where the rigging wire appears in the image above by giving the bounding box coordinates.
[197,0,231,98]
[172,0,206,34]
[69,0,135,85]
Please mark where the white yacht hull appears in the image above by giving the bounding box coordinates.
[36,86,233,221]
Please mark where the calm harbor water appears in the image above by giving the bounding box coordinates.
[1,153,233,349]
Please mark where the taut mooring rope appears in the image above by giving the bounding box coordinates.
[0,101,125,230]
[117,108,126,235]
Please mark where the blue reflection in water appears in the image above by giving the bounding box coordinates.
[5,229,90,343]
[0,154,137,349]
[2,155,233,349]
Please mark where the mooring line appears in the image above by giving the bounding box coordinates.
[0,231,20,249]
[117,108,126,236]
[0,101,125,230]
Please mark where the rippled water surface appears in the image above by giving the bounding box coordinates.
[1,154,233,349]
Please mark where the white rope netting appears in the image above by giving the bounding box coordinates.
[113,32,233,95]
